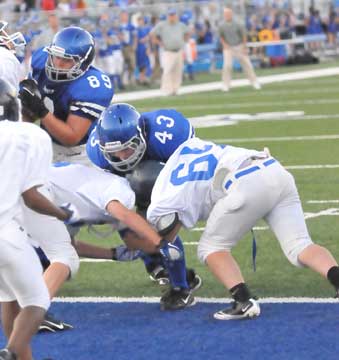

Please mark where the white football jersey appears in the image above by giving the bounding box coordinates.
[0,47,22,90]
[147,137,267,228]
[49,163,135,225]
[0,121,52,228]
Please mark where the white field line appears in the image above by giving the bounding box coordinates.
[53,296,339,304]
[210,134,339,143]
[307,200,339,204]
[114,67,339,102]
[166,98,339,110]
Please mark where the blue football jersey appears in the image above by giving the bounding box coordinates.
[86,109,195,171]
[30,48,114,145]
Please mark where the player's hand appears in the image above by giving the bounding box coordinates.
[60,203,84,226]
[111,245,142,261]
[159,239,183,261]
[19,79,49,119]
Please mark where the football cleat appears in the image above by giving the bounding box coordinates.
[335,289,339,298]
[39,313,73,333]
[160,287,196,311]
[213,298,260,320]
[186,269,202,293]
[149,265,169,286]
[0,349,16,360]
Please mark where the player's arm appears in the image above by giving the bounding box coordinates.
[22,185,69,221]
[40,112,92,146]
[106,200,161,253]
[19,79,92,146]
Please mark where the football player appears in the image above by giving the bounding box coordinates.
[0,79,73,360]
[86,103,201,310]
[0,20,26,89]
[46,162,182,262]
[147,137,339,320]
[18,26,114,165]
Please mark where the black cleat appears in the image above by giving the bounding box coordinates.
[0,349,16,360]
[186,269,202,292]
[149,265,169,286]
[160,287,196,310]
[213,298,260,320]
[335,289,339,298]
[39,313,73,333]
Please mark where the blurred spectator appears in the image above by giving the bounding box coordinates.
[136,15,151,85]
[326,10,338,47]
[306,8,324,50]
[13,0,27,13]
[98,17,124,90]
[151,8,190,96]
[149,14,161,84]
[119,10,137,86]
[219,7,261,92]
[184,36,197,81]
[41,0,56,11]
[32,13,59,51]
[57,0,71,13]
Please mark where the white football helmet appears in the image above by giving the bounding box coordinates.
[0,20,26,50]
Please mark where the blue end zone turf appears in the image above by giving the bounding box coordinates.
[1,302,338,359]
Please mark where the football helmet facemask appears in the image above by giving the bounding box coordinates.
[97,103,147,173]
[45,26,95,82]
[0,20,26,51]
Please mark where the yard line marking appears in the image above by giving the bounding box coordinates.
[188,114,339,128]
[210,134,339,143]
[173,98,339,110]
[286,164,339,169]
[307,200,339,204]
[191,208,339,233]
[53,296,339,303]
[114,67,339,102]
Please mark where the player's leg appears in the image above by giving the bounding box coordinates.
[265,167,339,295]
[159,235,194,310]
[199,195,261,320]
[199,163,284,319]
[0,219,50,358]
[23,185,79,298]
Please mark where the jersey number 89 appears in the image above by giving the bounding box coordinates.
[87,75,112,89]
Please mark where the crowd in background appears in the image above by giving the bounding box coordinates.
[2,0,339,91]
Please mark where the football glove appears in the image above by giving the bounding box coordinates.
[19,79,49,119]
[59,203,84,226]
[159,239,183,261]
[111,245,142,261]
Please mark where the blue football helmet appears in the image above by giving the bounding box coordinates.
[45,26,95,82]
[0,20,26,51]
[97,103,147,172]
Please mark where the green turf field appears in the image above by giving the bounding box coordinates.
[60,64,339,299]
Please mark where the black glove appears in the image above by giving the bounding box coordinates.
[19,79,49,119]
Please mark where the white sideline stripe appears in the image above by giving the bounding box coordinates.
[286,164,339,169]
[53,296,339,304]
[114,67,339,102]
[210,134,339,143]
[307,200,339,204]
